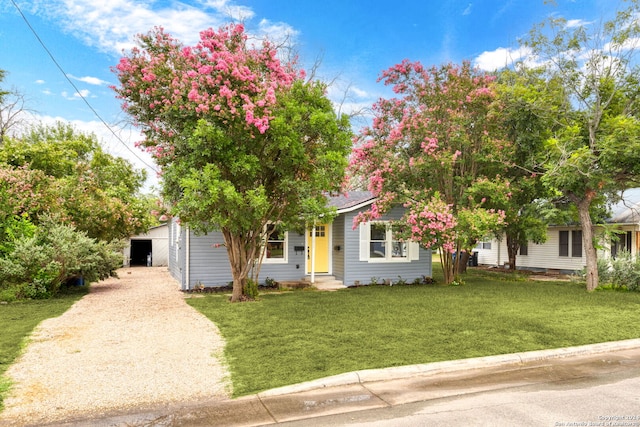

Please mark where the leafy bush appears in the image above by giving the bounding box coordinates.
[596,257,612,283]
[595,252,640,291]
[243,279,259,300]
[0,219,123,300]
[0,214,37,256]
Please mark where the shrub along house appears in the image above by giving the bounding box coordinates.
[475,189,640,273]
[168,191,432,290]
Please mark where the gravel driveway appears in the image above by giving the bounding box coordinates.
[0,267,231,426]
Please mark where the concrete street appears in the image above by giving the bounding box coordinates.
[279,348,640,427]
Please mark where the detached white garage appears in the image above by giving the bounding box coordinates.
[124,224,169,267]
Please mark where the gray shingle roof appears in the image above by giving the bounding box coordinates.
[327,191,376,212]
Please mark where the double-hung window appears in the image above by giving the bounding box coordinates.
[559,230,582,258]
[263,223,287,263]
[571,230,582,258]
[360,221,419,262]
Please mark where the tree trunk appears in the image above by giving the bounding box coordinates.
[455,251,469,274]
[439,247,454,284]
[506,234,518,271]
[223,230,255,302]
[576,197,599,291]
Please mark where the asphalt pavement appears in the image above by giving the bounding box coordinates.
[43,338,640,427]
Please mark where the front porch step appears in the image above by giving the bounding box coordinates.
[302,275,346,291]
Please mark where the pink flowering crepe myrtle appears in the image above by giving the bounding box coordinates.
[349,60,508,284]
[112,24,304,165]
[401,196,458,254]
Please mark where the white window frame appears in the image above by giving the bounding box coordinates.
[476,240,492,250]
[262,223,288,264]
[359,221,419,263]
[559,230,582,258]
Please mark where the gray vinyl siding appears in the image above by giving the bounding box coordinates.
[341,205,432,286]
[257,231,307,283]
[188,230,232,288]
[185,229,308,289]
[332,215,346,280]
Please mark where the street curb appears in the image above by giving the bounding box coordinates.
[257,338,640,398]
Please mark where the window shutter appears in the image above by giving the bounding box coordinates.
[359,222,370,261]
[408,241,420,260]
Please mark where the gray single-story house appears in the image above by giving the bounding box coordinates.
[168,191,432,290]
[124,223,169,267]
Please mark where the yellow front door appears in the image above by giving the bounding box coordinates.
[307,224,329,274]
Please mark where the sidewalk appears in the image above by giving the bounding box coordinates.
[47,338,640,426]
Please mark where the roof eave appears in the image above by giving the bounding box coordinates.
[336,198,377,214]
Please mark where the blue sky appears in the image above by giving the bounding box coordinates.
[0,0,617,189]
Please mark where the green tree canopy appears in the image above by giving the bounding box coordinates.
[523,0,640,290]
[492,67,567,269]
[0,122,152,241]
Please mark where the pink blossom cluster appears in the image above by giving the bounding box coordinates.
[113,24,302,161]
[0,165,55,216]
[403,196,457,253]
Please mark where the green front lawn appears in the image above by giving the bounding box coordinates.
[0,288,87,410]
[187,269,640,397]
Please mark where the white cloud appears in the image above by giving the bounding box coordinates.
[566,19,590,28]
[255,19,299,47]
[23,0,286,55]
[61,89,92,100]
[605,37,640,52]
[349,86,369,99]
[462,3,472,16]
[35,79,45,84]
[198,0,255,21]
[474,46,534,71]
[68,74,109,86]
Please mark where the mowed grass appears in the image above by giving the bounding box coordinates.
[0,288,87,410]
[187,269,640,397]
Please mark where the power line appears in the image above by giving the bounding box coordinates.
[9,0,160,175]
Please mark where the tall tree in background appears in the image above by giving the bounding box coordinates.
[350,61,507,284]
[0,122,151,241]
[113,24,351,301]
[492,68,567,270]
[523,0,640,290]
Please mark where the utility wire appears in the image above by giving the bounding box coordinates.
[9,0,160,174]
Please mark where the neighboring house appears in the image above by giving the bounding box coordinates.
[476,190,640,273]
[124,224,169,267]
[168,191,433,290]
